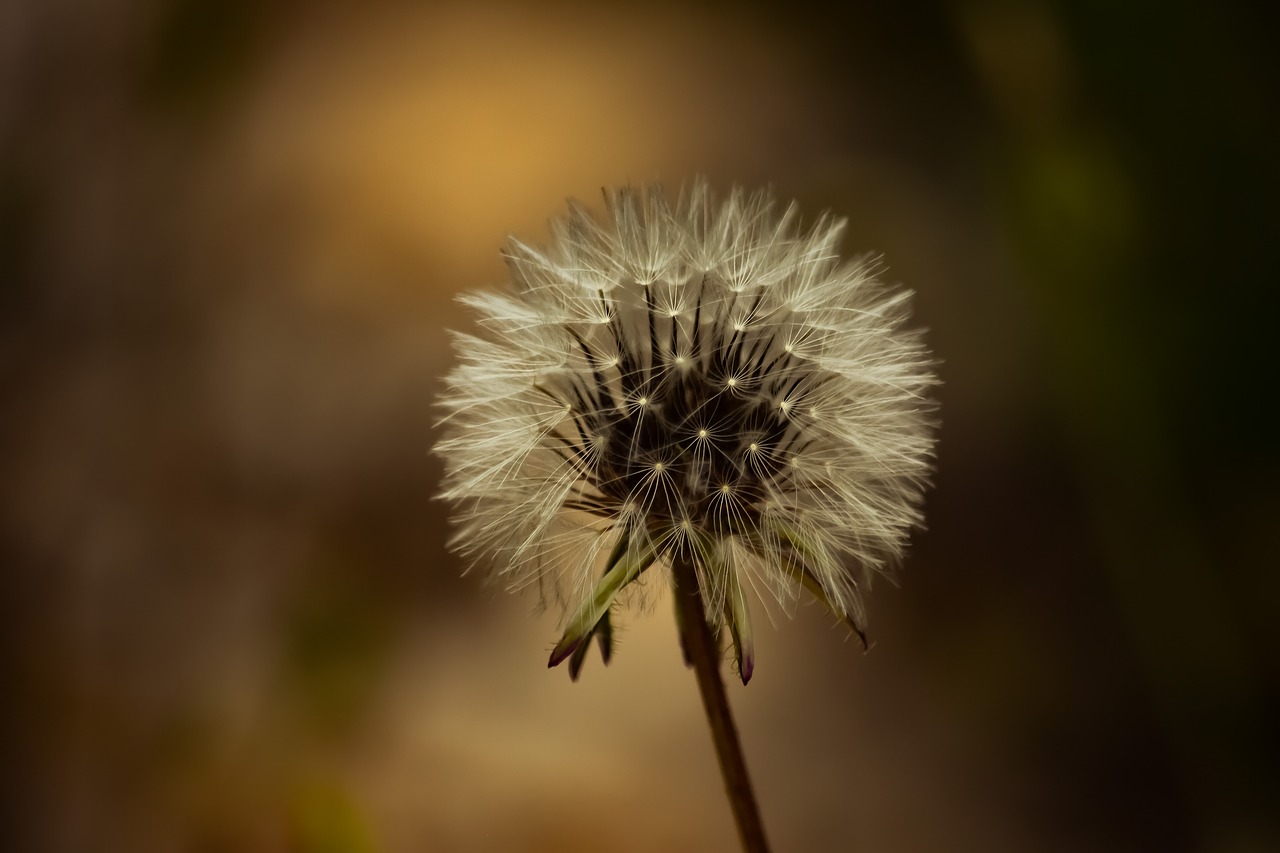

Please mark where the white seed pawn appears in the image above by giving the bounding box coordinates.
[434,179,937,683]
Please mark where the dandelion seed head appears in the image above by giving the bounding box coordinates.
[435,178,937,678]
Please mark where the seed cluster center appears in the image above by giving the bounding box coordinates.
[557,297,810,537]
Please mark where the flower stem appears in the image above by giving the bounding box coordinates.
[672,556,772,853]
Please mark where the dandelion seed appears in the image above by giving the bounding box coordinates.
[435,179,937,685]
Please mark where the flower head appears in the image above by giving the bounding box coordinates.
[435,179,936,683]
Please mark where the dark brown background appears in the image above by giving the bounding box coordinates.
[3,1,1277,850]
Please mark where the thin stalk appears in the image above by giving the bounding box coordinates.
[672,556,772,853]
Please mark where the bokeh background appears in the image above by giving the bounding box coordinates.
[3,1,1277,850]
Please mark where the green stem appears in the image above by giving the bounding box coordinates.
[672,556,772,853]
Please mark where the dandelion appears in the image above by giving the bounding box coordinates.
[434,179,936,852]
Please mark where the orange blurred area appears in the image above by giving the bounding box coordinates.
[3,1,1277,851]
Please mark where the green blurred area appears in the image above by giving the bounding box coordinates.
[2,0,1276,850]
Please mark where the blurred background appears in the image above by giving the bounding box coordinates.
[2,0,1277,850]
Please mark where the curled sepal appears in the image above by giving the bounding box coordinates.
[595,606,615,665]
[721,561,755,685]
[566,608,615,681]
[770,521,869,650]
[548,531,654,669]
